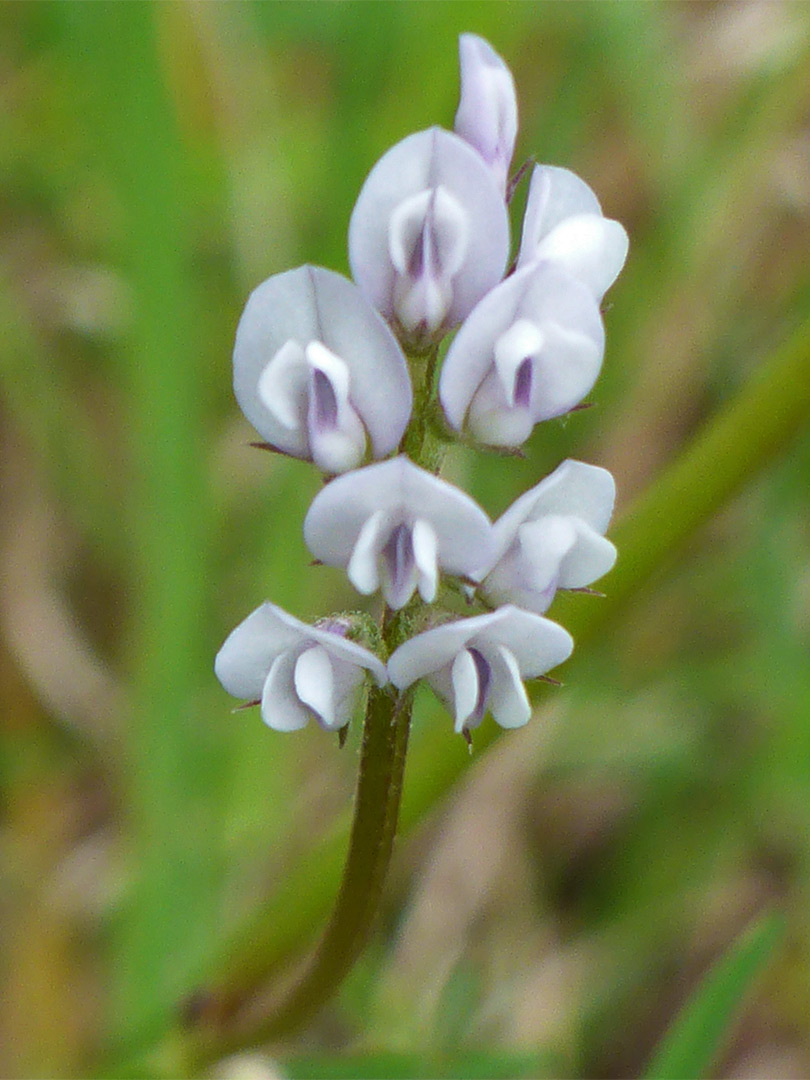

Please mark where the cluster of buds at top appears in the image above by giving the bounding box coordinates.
[216,34,627,742]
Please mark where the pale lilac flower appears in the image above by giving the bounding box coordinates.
[233,265,412,474]
[348,127,510,346]
[215,602,386,733]
[454,34,518,195]
[516,165,629,301]
[439,261,605,447]
[388,605,573,734]
[303,456,494,611]
[473,459,617,614]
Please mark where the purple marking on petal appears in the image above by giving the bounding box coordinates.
[383,523,414,597]
[514,357,533,408]
[468,646,492,725]
[311,367,338,430]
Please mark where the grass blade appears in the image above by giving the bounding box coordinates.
[643,913,785,1080]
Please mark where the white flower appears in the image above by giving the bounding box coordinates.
[233,265,412,474]
[348,127,509,346]
[303,456,494,611]
[215,603,386,732]
[516,164,629,301]
[439,261,605,446]
[388,605,573,734]
[474,459,617,614]
[454,34,518,195]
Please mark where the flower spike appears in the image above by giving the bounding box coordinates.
[215,603,386,733]
[304,457,494,610]
[233,265,412,474]
[454,34,518,195]
[349,127,510,347]
[473,459,617,613]
[388,605,573,734]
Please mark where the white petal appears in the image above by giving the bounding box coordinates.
[234,266,411,460]
[349,128,509,334]
[261,651,309,731]
[486,645,531,729]
[481,516,578,613]
[412,518,439,603]
[557,520,618,589]
[454,34,517,193]
[215,602,306,700]
[534,215,629,301]
[517,165,603,266]
[526,320,603,422]
[486,459,616,571]
[304,457,493,583]
[216,601,387,711]
[347,510,387,595]
[466,372,535,447]
[450,648,479,733]
[294,645,336,729]
[257,339,308,431]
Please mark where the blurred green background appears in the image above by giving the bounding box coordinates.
[2,2,810,1077]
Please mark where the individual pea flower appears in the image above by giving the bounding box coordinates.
[516,164,629,302]
[439,260,605,447]
[388,605,573,736]
[303,456,494,611]
[472,459,617,615]
[215,602,387,733]
[348,127,510,347]
[232,265,412,475]
[453,33,518,196]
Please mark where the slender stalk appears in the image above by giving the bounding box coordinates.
[187,679,415,1069]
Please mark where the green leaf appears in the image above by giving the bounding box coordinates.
[643,912,785,1080]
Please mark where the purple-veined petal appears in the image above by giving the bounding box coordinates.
[233,265,412,469]
[304,457,494,603]
[305,342,367,473]
[454,34,518,194]
[517,165,629,299]
[349,128,509,343]
[388,605,573,691]
[439,262,604,444]
[379,522,419,610]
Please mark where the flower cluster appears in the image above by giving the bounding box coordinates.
[216,35,627,741]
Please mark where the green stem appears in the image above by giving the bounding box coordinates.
[188,679,414,1070]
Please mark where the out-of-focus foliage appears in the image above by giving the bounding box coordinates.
[1,3,809,1077]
